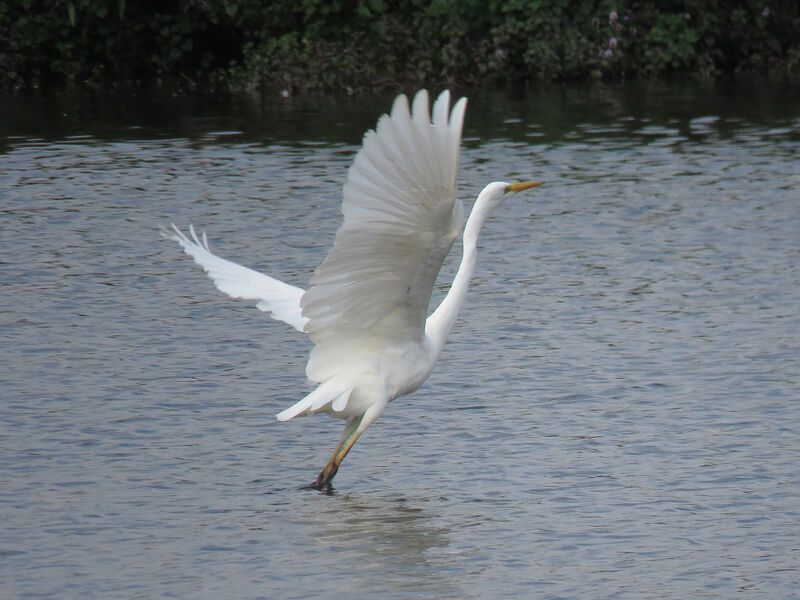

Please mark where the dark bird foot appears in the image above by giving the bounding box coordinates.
[302,480,335,494]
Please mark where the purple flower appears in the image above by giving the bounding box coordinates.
[609,37,618,49]
[495,48,505,59]
[684,12,691,20]
[603,49,614,59]
[609,11,618,24]
[762,7,770,17]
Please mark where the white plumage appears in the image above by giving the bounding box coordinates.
[165,90,542,488]
[167,225,308,332]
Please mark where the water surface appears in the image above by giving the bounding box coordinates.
[1,82,799,598]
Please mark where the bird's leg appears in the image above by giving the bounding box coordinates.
[313,417,364,490]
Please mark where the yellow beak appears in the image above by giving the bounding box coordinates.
[505,181,544,193]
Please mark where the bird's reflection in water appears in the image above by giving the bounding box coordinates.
[294,492,465,597]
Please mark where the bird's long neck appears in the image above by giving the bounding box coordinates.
[425,198,491,356]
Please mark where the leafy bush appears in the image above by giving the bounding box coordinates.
[1,0,798,92]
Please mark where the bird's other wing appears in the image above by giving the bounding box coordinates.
[301,90,467,382]
[165,225,309,332]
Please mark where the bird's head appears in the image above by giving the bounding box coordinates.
[478,180,544,209]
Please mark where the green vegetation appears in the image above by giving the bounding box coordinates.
[2,1,798,93]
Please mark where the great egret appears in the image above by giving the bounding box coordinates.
[166,90,542,489]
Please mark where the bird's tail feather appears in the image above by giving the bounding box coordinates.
[276,379,352,421]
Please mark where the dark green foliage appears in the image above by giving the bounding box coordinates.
[1,0,798,92]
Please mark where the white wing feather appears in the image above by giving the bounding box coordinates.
[164,225,308,332]
[300,90,467,382]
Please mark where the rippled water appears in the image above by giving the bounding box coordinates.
[2,83,799,598]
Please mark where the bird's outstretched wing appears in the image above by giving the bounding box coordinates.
[301,90,467,382]
[165,225,308,332]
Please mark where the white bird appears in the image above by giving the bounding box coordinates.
[166,90,542,489]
